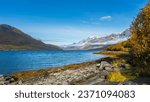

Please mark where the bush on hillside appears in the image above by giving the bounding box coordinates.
[106,41,131,52]
[130,4,150,76]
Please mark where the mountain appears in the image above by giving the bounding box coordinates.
[0,24,62,50]
[63,29,131,50]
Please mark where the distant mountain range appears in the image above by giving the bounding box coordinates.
[62,29,131,50]
[0,24,62,50]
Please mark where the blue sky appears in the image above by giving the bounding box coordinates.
[0,0,148,45]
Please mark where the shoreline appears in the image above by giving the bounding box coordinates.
[0,58,116,85]
[0,51,135,85]
[1,50,149,85]
[0,59,100,84]
[0,49,103,76]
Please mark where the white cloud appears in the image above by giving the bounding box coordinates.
[100,16,112,21]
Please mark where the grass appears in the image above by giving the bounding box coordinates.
[12,69,49,80]
[106,41,131,52]
[94,51,129,58]
[107,71,127,82]
[107,70,136,82]
[96,50,137,83]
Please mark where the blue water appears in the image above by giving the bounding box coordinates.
[0,50,104,74]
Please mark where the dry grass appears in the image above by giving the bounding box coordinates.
[107,70,136,82]
[95,51,128,58]
[107,71,127,82]
[97,50,137,83]
[12,69,49,80]
[12,60,98,80]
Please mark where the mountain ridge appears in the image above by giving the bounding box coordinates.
[63,29,130,50]
[0,24,62,50]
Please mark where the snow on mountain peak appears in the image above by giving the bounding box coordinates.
[62,29,131,50]
[88,35,98,39]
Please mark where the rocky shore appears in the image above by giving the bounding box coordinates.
[0,58,149,85]
[0,75,22,85]
[0,59,115,85]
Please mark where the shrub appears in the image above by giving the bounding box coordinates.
[106,41,131,52]
[107,70,136,82]
[107,71,127,82]
[130,4,150,76]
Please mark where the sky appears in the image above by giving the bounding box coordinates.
[0,0,148,45]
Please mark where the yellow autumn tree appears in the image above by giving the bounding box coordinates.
[130,4,150,76]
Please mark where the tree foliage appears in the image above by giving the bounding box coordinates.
[130,4,150,76]
[106,41,131,52]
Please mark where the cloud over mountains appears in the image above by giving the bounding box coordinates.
[100,16,112,21]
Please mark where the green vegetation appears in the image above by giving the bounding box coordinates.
[106,41,131,52]
[95,51,128,58]
[104,54,137,82]
[9,4,150,84]
[106,57,136,82]
[107,71,127,82]
[129,4,150,76]
[99,3,150,81]
[107,70,136,82]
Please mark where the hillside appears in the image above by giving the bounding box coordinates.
[0,24,62,50]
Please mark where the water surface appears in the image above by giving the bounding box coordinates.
[0,50,104,74]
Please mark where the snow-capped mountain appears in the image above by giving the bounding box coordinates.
[62,29,131,50]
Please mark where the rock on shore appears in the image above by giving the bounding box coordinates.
[0,75,22,85]
[19,61,115,85]
[0,60,115,85]
[1,59,147,85]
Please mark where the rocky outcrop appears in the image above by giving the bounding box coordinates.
[96,61,114,79]
[19,60,115,85]
[23,64,100,85]
[0,75,22,85]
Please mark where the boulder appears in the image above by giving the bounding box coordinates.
[0,81,4,85]
[4,76,12,80]
[104,67,114,72]
[97,61,114,70]
[100,70,109,77]
[10,81,18,85]
[4,80,10,85]
[0,77,4,81]
[96,64,101,70]
[96,61,115,80]
[10,78,15,83]
[96,63,104,71]
[100,75,107,79]
[97,61,114,72]
[18,80,22,85]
